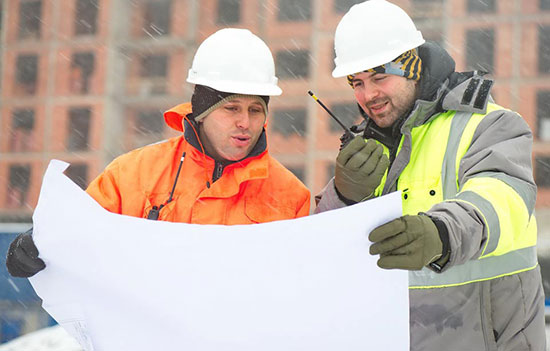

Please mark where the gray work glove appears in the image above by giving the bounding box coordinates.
[334,136,389,203]
[369,215,443,270]
[6,228,46,278]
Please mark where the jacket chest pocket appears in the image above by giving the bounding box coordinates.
[400,178,442,215]
[143,193,178,221]
[244,197,296,224]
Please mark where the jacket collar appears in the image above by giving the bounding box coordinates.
[163,102,191,132]
[163,102,269,188]
[403,72,494,131]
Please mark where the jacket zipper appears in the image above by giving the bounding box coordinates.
[212,162,224,183]
[382,134,403,194]
[389,142,399,168]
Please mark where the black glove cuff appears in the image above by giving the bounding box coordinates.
[6,227,45,278]
[426,215,450,273]
[334,184,358,206]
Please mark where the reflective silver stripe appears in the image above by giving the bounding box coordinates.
[441,111,474,199]
[409,246,537,288]
[455,190,501,255]
[473,171,536,216]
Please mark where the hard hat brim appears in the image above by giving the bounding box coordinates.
[187,76,282,96]
[332,38,425,78]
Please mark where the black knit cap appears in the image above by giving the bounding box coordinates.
[190,85,270,122]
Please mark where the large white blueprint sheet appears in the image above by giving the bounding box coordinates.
[29,160,408,351]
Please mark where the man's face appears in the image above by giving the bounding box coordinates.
[199,97,266,161]
[351,72,418,128]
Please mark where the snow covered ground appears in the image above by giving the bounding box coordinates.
[1,324,550,350]
[0,326,81,351]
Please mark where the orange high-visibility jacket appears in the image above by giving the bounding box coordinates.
[86,103,311,224]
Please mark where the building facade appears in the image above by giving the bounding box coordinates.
[1,0,550,220]
[1,0,550,343]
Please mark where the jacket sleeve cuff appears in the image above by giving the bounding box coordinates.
[314,178,348,213]
[426,216,451,273]
[334,185,358,206]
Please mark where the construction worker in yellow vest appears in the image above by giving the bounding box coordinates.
[316,1,546,350]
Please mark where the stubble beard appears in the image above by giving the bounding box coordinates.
[368,82,418,129]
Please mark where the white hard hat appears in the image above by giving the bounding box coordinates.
[187,28,282,96]
[332,0,425,78]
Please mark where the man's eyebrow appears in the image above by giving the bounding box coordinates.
[243,100,263,107]
[352,72,377,81]
[225,99,264,108]
[250,103,265,111]
[227,98,261,103]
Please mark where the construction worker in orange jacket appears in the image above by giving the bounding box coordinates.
[6,28,311,278]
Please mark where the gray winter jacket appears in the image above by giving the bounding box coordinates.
[316,42,546,351]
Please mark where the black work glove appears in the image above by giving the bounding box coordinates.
[334,136,389,203]
[369,215,443,270]
[6,229,46,278]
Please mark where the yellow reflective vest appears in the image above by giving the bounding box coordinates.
[371,103,538,288]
